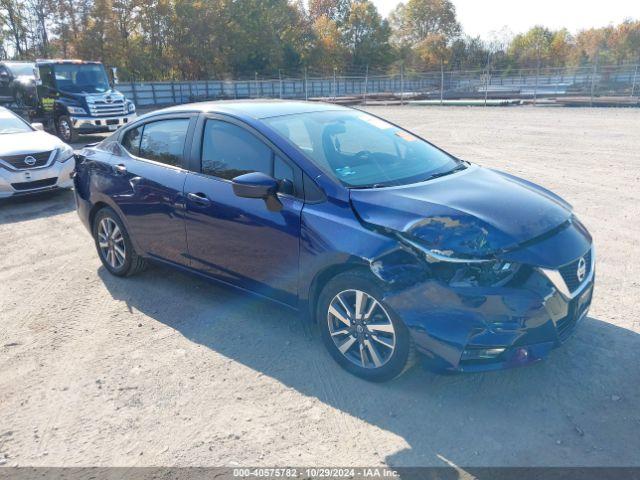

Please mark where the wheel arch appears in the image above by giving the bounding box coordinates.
[89,201,110,231]
[307,261,377,323]
[88,198,144,255]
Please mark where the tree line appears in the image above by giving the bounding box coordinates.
[1,0,639,81]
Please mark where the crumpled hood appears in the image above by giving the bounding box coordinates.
[350,165,573,257]
[0,131,65,156]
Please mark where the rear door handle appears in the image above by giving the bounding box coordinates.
[187,192,211,206]
[113,164,127,175]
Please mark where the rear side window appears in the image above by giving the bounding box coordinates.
[121,126,142,156]
[138,119,190,167]
[201,120,272,180]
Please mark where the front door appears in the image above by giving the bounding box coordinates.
[183,117,303,306]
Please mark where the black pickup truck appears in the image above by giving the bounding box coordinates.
[3,59,137,143]
[0,61,37,107]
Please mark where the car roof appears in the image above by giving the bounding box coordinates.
[148,99,351,120]
[35,59,102,65]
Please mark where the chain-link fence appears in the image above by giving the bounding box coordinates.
[118,63,640,108]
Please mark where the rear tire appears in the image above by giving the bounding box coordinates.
[317,271,415,382]
[93,207,147,277]
[57,115,78,143]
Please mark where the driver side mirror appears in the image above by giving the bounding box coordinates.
[232,172,283,212]
[0,71,8,79]
[110,67,119,86]
[31,122,44,131]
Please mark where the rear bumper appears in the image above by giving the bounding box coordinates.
[0,159,75,198]
[70,113,137,133]
[384,264,595,373]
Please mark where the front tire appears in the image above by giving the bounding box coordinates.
[93,207,146,277]
[317,271,414,382]
[57,115,78,143]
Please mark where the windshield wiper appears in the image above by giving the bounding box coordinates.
[349,183,388,189]
[424,163,468,181]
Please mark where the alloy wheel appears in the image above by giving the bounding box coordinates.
[98,217,126,270]
[327,289,396,369]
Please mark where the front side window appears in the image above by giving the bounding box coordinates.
[201,120,297,194]
[138,119,190,167]
[201,120,273,180]
[274,155,294,185]
[39,66,55,89]
[264,110,460,188]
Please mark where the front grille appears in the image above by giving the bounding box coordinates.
[556,283,593,342]
[1,151,53,170]
[11,177,58,191]
[89,100,126,117]
[558,249,592,293]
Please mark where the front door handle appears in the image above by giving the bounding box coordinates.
[113,164,127,175]
[187,192,211,206]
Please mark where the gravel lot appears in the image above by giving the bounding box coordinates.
[1,106,639,468]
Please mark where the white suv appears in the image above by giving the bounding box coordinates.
[0,106,75,198]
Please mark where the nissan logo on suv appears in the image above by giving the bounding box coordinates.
[24,156,37,166]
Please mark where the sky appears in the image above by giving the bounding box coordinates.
[373,0,639,39]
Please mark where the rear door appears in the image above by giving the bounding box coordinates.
[183,115,304,305]
[109,114,196,265]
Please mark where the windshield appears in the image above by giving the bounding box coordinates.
[53,63,110,94]
[6,63,35,76]
[0,109,32,135]
[264,110,460,188]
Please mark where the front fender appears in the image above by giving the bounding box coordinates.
[299,197,415,316]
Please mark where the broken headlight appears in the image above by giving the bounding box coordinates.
[400,236,520,287]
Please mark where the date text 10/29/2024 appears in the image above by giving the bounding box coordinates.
[232,468,400,478]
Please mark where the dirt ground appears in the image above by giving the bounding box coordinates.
[1,106,639,468]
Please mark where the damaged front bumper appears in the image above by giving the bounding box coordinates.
[383,255,595,373]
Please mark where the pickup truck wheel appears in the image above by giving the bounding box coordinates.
[57,115,77,143]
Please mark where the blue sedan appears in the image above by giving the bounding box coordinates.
[73,100,594,382]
